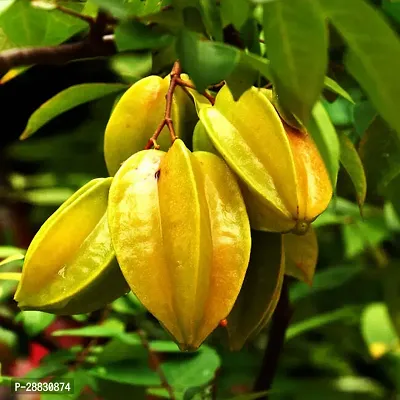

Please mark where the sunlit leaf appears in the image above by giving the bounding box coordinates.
[361,302,398,359]
[308,101,340,187]
[21,83,127,139]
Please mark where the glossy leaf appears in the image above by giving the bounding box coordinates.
[308,101,340,187]
[290,265,363,303]
[0,272,21,281]
[109,52,152,84]
[286,307,360,340]
[227,231,285,350]
[0,253,24,267]
[324,77,354,104]
[263,0,328,124]
[284,227,318,285]
[319,0,400,140]
[176,31,239,92]
[52,322,124,338]
[90,361,161,386]
[163,345,220,389]
[115,20,173,52]
[21,83,127,139]
[338,132,367,208]
[0,0,87,47]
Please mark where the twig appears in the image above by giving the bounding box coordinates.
[0,8,116,76]
[175,77,215,105]
[144,61,182,149]
[253,279,293,398]
[56,4,95,25]
[138,329,175,400]
[0,314,59,352]
[0,37,115,75]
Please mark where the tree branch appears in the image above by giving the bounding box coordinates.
[253,278,293,398]
[0,35,116,76]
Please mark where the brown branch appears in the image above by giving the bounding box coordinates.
[0,314,59,352]
[56,4,95,25]
[144,61,182,150]
[0,36,116,75]
[253,279,293,398]
[175,77,215,105]
[138,329,175,400]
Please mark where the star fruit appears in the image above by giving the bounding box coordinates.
[108,139,251,350]
[14,178,129,315]
[198,85,333,234]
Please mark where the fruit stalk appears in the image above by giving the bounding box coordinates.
[144,61,182,149]
[253,279,293,397]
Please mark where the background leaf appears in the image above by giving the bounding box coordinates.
[338,132,367,208]
[21,83,127,139]
[307,101,340,186]
[262,0,328,124]
[319,0,400,140]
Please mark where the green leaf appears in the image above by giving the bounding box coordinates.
[361,302,398,358]
[338,132,367,208]
[342,217,390,259]
[290,265,363,303]
[21,83,127,139]
[176,31,239,92]
[383,0,400,24]
[15,311,55,337]
[0,272,21,281]
[286,307,360,340]
[229,393,270,400]
[220,0,250,30]
[90,361,161,386]
[0,253,24,267]
[163,345,220,389]
[319,0,400,140]
[115,20,173,52]
[227,231,284,350]
[89,0,131,18]
[307,101,340,187]
[198,0,223,40]
[358,116,400,196]
[24,363,68,379]
[109,52,152,84]
[52,321,124,338]
[263,0,328,124]
[324,77,354,104]
[0,0,87,47]
[353,100,377,137]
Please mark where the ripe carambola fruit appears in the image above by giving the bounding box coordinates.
[108,140,251,350]
[104,74,198,176]
[226,231,284,350]
[14,178,129,315]
[199,85,332,234]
